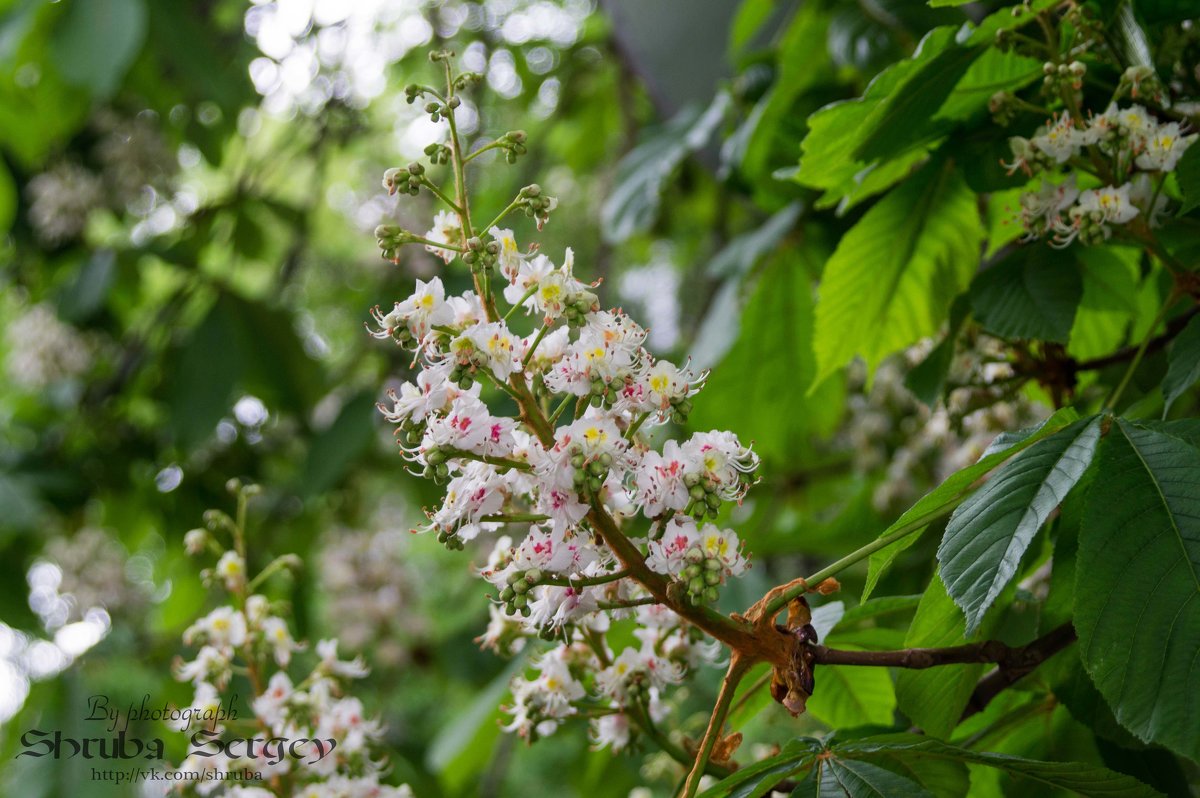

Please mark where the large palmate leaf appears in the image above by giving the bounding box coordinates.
[698,734,1160,798]
[793,758,933,798]
[1077,420,1200,761]
[938,416,1101,633]
[969,249,1083,343]
[835,736,1163,797]
[863,407,1080,600]
[1161,313,1200,415]
[812,161,983,384]
[793,28,961,206]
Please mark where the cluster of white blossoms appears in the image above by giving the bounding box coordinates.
[370,203,758,745]
[1005,102,1196,246]
[169,493,411,798]
[5,303,95,390]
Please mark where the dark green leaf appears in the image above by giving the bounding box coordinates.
[864,407,1081,600]
[852,40,984,163]
[905,295,969,406]
[835,735,1163,797]
[600,92,729,243]
[970,249,1082,343]
[0,158,14,234]
[1176,135,1200,215]
[938,416,1101,633]
[57,250,117,323]
[301,392,379,496]
[168,296,245,450]
[49,0,147,97]
[698,738,822,798]
[813,161,982,384]
[1076,420,1200,761]
[814,758,934,798]
[1161,313,1200,415]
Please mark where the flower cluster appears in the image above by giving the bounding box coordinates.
[1004,102,1196,246]
[368,54,760,749]
[169,485,411,798]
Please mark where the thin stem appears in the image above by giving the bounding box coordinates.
[408,235,466,252]
[1105,288,1179,410]
[442,449,532,472]
[521,324,553,368]
[727,669,770,719]
[483,199,521,234]
[625,411,651,441]
[246,554,300,593]
[418,177,464,214]
[596,597,658,611]
[478,512,550,524]
[548,393,574,425]
[503,284,538,322]
[764,500,964,616]
[538,569,630,588]
[681,656,750,798]
[464,139,506,164]
[479,365,522,401]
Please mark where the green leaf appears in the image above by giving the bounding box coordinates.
[929,0,971,5]
[895,574,991,737]
[1161,313,1200,416]
[935,48,1041,123]
[168,296,245,450]
[834,735,1163,797]
[803,758,934,798]
[427,654,529,793]
[0,158,14,234]
[805,651,897,729]
[300,392,379,496]
[794,29,960,207]
[852,39,984,163]
[904,295,968,407]
[49,0,147,98]
[57,250,117,323]
[728,0,775,54]
[600,91,729,243]
[848,747,968,798]
[698,738,822,798]
[1076,420,1200,762]
[937,416,1101,633]
[1175,137,1200,215]
[692,248,844,462]
[1069,247,1141,360]
[813,161,982,385]
[863,407,1080,600]
[970,248,1082,343]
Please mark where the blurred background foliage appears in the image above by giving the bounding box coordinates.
[1,1,1193,796]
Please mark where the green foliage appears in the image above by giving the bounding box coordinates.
[1077,420,1200,761]
[1162,314,1200,415]
[969,249,1083,343]
[937,416,1100,632]
[699,733,1163,798]
[812,161,983,383]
